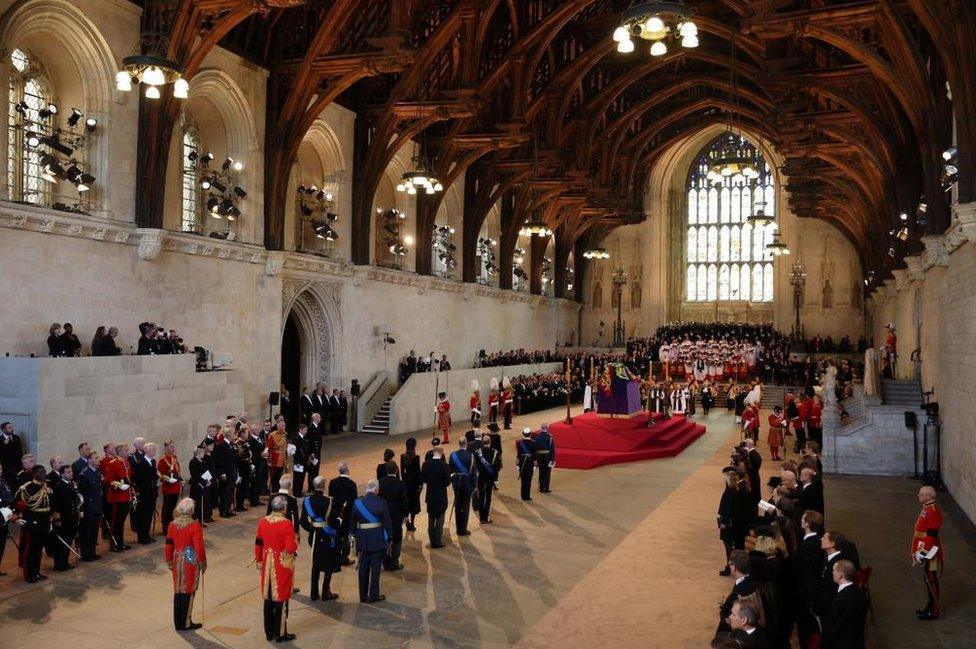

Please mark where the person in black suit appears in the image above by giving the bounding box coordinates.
[291,425,312,496]
[0,422,24,483]
[448,438,476,536]
[338,390,349,431]
[817,531,858,617]
[212,433,238,518]
[424,438,444,463]
[798,466,825,516]
[743,438,763,508]
[516,429,537,501]
[351,480,393,603]
[137,323,156,355]
[306,420,322,485]
[92,327,121,356]
[486,422,503,471]
[50,464,81,570]
[130,440,160,543]
[376,449,398,480]
[421,447,451,548]
[59,322,82,356]
[794,510,826,647]
[188,446,211,523]
[475,432,500,523]
[821,559,868,649]
[378,462,408,570]
[329,389,343,434]
[299,476,341,601]
[75,453,103,561]
[267,474,300,535]
[247,423,268,505]
[313,384,330,423]
[328,463,357,565]
[728,601,771,649]
[279,386,295,430]
[309,413,326,439]
[719,550,760,634]
[300,389,315,427]
[400,438,422,531]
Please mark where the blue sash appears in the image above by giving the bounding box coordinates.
[476,450,496,477]
[451,452,472,479]
[353,498,389,543]
[303,498,337,547]
[517,440,531,456]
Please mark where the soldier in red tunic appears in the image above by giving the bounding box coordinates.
[469,383,481,426]
[256,495,299,642]
[501,380,515,430]
[911,486,944,620]
[436,392,451,443]
[164,498,206,631]
[766,406,787,461]
[158,441,183,534]
[103,443,133,551]
[741,403,760,442]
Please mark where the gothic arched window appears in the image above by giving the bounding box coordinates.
[7,48,53,205]
[685,134,775,302]
[180,112,200,232]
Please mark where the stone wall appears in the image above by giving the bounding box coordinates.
[866,203,976,523]
[390,362,563,435]
[823,403,926,477]
[0,355,244,463]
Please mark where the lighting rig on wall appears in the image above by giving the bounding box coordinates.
[864,270,876,287]
[476,236,498,284]
[612,1,699,55]
[915,195,928,227]
[512,247,528,291]
[582,247,610,260]
[116,0,189,99]
[942,147,958,191]
[297,183,339,249]
[565,265,575,293]
[541,256,552,295]
[379,208,408,268]
[188,152,246,234]
[432,224,458,277]
[12,102,99,212]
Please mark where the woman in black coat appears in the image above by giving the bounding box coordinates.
[47,323,63,356]
[376,448,399,480]
[400,438,422,531]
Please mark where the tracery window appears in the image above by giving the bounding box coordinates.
[7,48,53,205]
[686,134,774,302]
[180,113,200,232]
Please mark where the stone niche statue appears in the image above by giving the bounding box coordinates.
[822,277,833,309]
[821,363,838,407]
[592,281,603,309]
[631,281,642,310]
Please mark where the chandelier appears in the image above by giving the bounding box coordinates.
[583,247,610,260]
[116,1,187,99]
[765,230,790,256]
[746,200,773,227]
[519,217,552,237]
[612,2,699,56]
[396,155,443,195]
[706,135,761,185]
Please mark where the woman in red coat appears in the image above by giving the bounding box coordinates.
[165,498,206,631]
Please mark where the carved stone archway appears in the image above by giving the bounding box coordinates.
[281,279,343,391]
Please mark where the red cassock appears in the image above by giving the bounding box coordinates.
[767,413,785,447]
[255,513,298,602]
[911,502,944,565]
[103,456,133,503]
[158,454,182,496]
[437,400,452,431]
[165,516,206,593]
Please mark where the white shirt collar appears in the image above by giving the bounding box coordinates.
[804,532,817,540]
[837,581,853,592]
[827,550,841,561]
[734,576,745,586]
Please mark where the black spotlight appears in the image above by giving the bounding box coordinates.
[233,186,247,198]
[221,157,234,171]
[65,162,82,182]
[25,132,41,147]
[14,101,28,116]
[206,196,219,212]
[85,117,97,133]
[187,150,199,162]
[201,151,214,164]
[209,178,227,193]
[67,108,83,128]
[42,135,74,156]
[298,184,307,194]
[38,103,58,119]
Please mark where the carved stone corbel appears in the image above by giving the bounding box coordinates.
[265,251,285,276]
[920,235,949,269]
[135,228,166,261]
[903,255,925,284]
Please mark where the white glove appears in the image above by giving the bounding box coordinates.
[118,484,130,491]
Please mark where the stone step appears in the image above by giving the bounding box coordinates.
[361,425,389,434]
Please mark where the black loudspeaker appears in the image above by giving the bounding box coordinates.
[269,391,280,406]
[350,380,360,397]
[904,411,917,428]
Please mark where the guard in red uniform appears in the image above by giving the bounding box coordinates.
[469,386,481,426]
[158,441,183,534]
[436,392,452,443]
[911,486,944,620]
[256,496,299,642]
[103,444,133,551]
[501,382,515,430]
[808,396,824,447]
[741,403,760,442]
[767,406,787,460]
[487,389,499,423]
[164,498,206,631]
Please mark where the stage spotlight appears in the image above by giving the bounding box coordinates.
[201,152,214,164]
[85,117,97,133]
[65,162,82,182]
[206,196,219,212]
[233,186,247,198]
[26,132,41,148]
[39,103,58,119]
[67,108,83,128]
[210,178,227,193]
[77,172,94,192]
[233,160,244,171]
[14,101,28,116]
[942,147,957,162]
[187,150,199,162]
[42,135,73,156]
[145,85,160,99]
[226,204,240,220]
[899,212,908,221]
[200,177,211,190]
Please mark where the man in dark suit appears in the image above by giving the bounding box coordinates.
[718,550,760,634]
[378,462,408,570]
[267,474,300,535]
[328,389,343,434]
[534,423,556,493]
[92,327,121,356]
[247,423,267,506]
[70,442,93,480]
[328,462,358,565]
[338,390,349,432]
[351,480,393,603]
[798,466,825,515]
[313,384,330,422]
[817,531,858,617]
[130,440,160,543]
[0,422,24,483]
[421,447,451,548]
[75,453,103,561]
[475,432,500,523]
[300,389,315,427]
[448,438,477,536]
[278,387,294,430]
[306,419,323,485]
[729,601,771,649]
[794,510,826,648]
[744,438,763,507]
[291,425,312,496]
[213,432,238,518]
[50,464,81,570]
[821,559,868,649]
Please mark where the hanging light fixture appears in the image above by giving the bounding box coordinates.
[747,200,774,227]
[519,218,553,238]
[582,247,611,260]
[706,37,762,185]
[117,0,188,99]
[612,2,699,56]
[765,230,790,256]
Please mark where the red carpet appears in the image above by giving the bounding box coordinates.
[549,412,706,470]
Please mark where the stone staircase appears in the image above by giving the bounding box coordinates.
[763,384,787,409]
[881,379,923,407]
[361,397,392,434]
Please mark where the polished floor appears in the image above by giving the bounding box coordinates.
[1,406,974,648]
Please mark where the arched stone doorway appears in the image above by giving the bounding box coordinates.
[281,280,343,398]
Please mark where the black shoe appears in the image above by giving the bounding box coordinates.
[111,547,124,553]
[38,574,48,580]
[310,593,319,601]
[25,577,39,584]
[719,567,732,576]
[186,622,202,630]
[457,530,471,536]
[325,593,339,600]
[234,507,245,512]
[917,611,940,621]
[223,512,236,518]
[430,543,445,549]
[276,632,296,642]
[368,595,386,603]
[522,497,532,501]
[121,544,132,550]
[139,539,153,545]
[204,518,215,524]
[481,519,492,524]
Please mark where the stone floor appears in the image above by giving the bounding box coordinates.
[1,406,974,648]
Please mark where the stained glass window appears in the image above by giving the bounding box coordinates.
[7,49,52,205]
[180,113,200,232]
[685,134,775,302]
